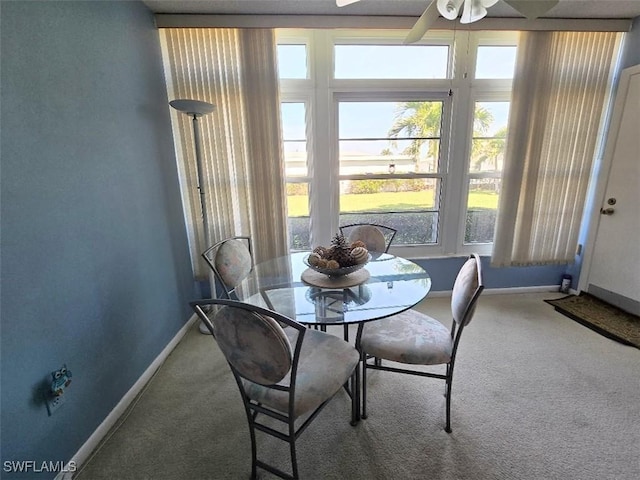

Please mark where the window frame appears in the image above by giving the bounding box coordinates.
[335,91,453,251]
[277,28,519,258]
[458,93,513,254]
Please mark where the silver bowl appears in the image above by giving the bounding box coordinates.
[303,253,371,278]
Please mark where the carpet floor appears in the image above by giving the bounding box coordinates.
[545,293,640,349]
[75,293,640,480]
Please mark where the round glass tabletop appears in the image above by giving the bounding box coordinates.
[238,251,431,326]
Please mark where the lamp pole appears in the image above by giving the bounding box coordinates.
[169,99,215,249]
[170,99,216,334]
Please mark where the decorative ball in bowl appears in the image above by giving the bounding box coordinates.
[303,253,371,278]
[304,233,372,278]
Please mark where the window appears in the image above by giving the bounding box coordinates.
[277,44,308,79]
[334,45,448,79]
[338,98,449,245]
[277,29,517,256]
[476,46,517,79]
[465,101,509,244]
[281,101,310,249]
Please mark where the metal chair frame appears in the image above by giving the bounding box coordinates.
[335,223,397,342]
[191,298,358,480]
[339,223,397,253]
[201,236,253,300]
[356,253,484,433]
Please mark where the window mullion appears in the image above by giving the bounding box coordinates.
[308,30,337,247]
[441,32,477,254]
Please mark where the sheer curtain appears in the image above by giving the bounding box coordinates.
[160,28,289,277]
[492,31,621,267]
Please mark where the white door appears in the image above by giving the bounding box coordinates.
[583,65,640,315]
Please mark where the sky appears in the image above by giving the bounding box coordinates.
[278,43,515,155]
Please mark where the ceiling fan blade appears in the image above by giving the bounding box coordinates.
[403,0,440,45]
[336,0,361,7]
[503,0,559,20]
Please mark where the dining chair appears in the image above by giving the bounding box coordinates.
[357,253,484,433]
[191,298,360,480]
[339,223,397,253]
[334,223,397,342]
[201,236,253,300]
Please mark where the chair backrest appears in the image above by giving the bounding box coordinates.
[451,253,484,326]
[202,236,253,299]
[214,306,292,385]
[191,299,306,386]
[339,223,397,253]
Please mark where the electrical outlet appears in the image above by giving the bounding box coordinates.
[45,364,72,416]
[45,393,65,416]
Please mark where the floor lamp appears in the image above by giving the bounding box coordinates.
[170,99,215,334]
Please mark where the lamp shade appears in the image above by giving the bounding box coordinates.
[437,0,464,20]
[169,99,215,117]
[460,0,488,23]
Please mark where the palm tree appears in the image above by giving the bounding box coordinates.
[387,101,443,170]
[388,102,497,171]
[470,108,505,200]
[473,105,494,135]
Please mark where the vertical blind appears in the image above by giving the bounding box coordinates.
[492,31,622,267]
[160,28,289,277]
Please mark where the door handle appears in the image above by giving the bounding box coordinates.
[600,207,615,215]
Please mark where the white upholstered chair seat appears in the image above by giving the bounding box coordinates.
[244,328,359,418]
[360,310,452,365]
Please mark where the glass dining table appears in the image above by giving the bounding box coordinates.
[237,251,431,329]
[236,251,432,423]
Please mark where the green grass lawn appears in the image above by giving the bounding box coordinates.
[287,190,499,216]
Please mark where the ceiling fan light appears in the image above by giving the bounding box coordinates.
[437,0,464,20]
[336,0,361,7]
[460,0,488,24]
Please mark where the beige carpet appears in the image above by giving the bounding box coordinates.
[75,293,640,480]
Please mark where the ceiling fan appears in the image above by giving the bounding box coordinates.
[336,0,559,44]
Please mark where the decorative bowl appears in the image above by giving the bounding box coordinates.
[303,253,371,278]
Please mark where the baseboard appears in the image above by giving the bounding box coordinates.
[484,285,564,295]
[587,284,640,316]
[56,314,198,480]
[427,285,561,297]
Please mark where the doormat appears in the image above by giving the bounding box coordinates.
[545,294,640,349]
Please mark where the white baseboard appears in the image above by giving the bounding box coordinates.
[56,314,198,480]
[484,285,563,295]
[426,285,562,297]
